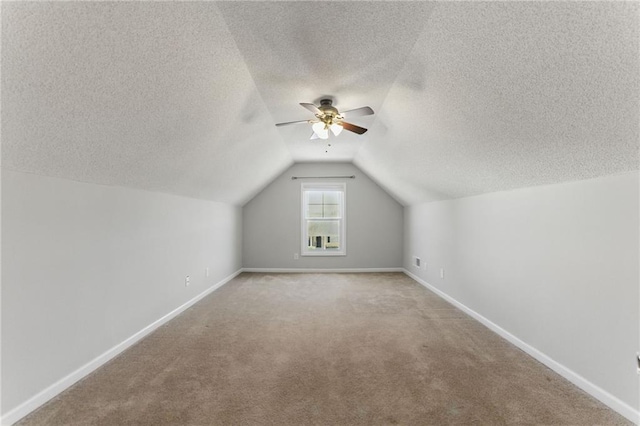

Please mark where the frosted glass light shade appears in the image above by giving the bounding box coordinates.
[312,122,329,139]
[330,123,343,136]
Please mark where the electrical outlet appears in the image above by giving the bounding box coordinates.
[185,275,190,286]
[293,253,299,260]
[440,268,444,279]
[413,256,421,268]
[205,268,209,277]
[637,353,640,374]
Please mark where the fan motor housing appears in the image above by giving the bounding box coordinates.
[318,99,339,119]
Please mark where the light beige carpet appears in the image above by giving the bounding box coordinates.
[18,273,630,425]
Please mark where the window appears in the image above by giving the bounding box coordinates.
[301,183,346,256]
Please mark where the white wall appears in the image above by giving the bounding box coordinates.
[404,171,639,418]
[243,163,403,270]
[1,170,242,417]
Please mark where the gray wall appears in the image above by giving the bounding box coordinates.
[1,170,242,414]
[404,171,639,413]
[243,163,403,269]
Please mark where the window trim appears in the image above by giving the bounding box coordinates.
[301,182,346,257]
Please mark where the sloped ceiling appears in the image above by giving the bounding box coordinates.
[2,2,638,206]
[1,2,292,205]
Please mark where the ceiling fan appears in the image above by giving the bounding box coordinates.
[275,99,374,140]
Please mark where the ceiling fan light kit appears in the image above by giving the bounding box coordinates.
[312,121,330,139]
[330,123,343,136]
[275,99,374,140]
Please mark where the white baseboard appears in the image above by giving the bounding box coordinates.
[403,269,640,425]
[1,269,242,426]
[6,268,636,425]
[242,267,404,273]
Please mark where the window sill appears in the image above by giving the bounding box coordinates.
[301,251,346,257]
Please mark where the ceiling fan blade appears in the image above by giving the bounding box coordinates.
[341,106,374,118]
[341,121,368,135]
[300,102,322,115]
[275,119,310,127]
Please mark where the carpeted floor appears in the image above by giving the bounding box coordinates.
[18,272,630,425]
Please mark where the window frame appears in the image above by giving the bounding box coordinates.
[301,182,346,257]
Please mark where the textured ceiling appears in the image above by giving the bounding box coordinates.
[1,2,292,205]
[217,1,434,162]
[2,2,638,206]
[355,1,640,204]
